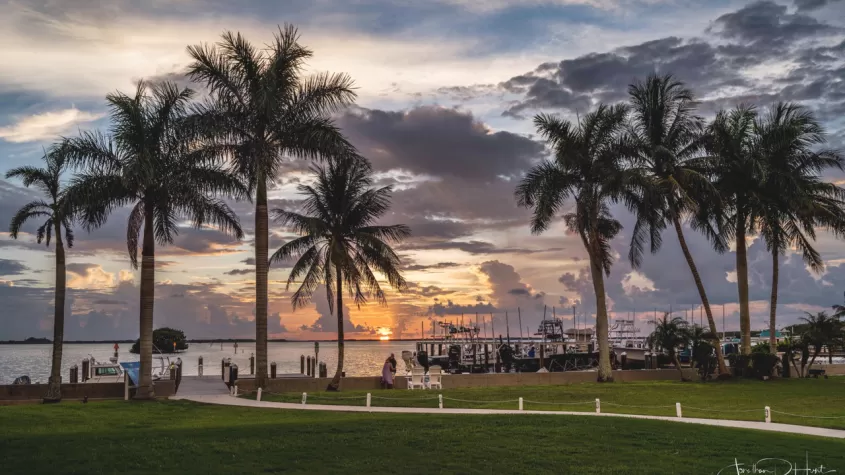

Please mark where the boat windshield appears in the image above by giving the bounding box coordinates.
[95,367,119,376]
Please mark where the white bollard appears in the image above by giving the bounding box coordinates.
[257,388,262,402]
[596,398,601,414]
[676,402,682,418]
[439,394,443,409]
[765,406,771,423]
[302,392,307,405]
[367,393,372,410]
[233,385,238,397]
[519,397,524,411]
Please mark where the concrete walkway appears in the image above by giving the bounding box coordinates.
[176,376,231,396]
[171,393,845,439]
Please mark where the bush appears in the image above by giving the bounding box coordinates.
[750,353,779,379]
[728,354,752,377]
[751,342,771,354]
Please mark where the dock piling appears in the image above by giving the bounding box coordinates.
[270,362,277,379]
[198,356,203,377]
[300,355,305,374]
[249,353,255,375]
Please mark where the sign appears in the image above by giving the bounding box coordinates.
[120,362,141,386]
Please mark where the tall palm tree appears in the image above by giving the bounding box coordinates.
[271,157,409,391]
[515,104,637,382]
[626,73,729,375]
[705,105,759,355]
[62,81,245,399]
[6,148,75,402]
[753,103,845,353]
[647,314,690,381]
[187,26,357,388]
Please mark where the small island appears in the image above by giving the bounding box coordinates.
[130,327,189,354]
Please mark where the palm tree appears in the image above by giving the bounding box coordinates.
[704,105,759,355]
[834,292,845,318]
[6,148,75,402]
[62,80,245,399]
[271,157,409,391]
[187,26,357,388]
[753,103,845,353]
[794,312,844,375]
[626,73,729,375]
[515,104,637,382]
[647,314,690,381]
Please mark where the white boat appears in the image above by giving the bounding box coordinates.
[608,319,649,361]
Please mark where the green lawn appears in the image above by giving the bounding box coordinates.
[248,377,845,429]
[1,400,844,475]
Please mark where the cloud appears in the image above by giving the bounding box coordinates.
[303,285,371,333]
[224,269,253,276]
[0,258,28,276]
[794,0,844,12]
[709,1,842,48]
[0,108,103,143]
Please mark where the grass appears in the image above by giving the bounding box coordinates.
[2,400,845,474]
[246,377,845,429]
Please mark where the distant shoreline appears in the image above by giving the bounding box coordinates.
[1,338,420,344]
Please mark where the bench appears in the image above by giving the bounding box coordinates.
[808,368,828,379]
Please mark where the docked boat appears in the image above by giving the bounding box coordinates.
[608,319,649,363]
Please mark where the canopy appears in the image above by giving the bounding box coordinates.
[120,362,141,386]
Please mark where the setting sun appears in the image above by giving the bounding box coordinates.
[377,327,392,341]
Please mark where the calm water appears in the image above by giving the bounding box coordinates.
[0,341,413,384]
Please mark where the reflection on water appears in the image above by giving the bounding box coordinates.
[0,341,413,384]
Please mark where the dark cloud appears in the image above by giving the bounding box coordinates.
[402,261,462,272]
[710,1,841,48]
[402,239,561,255]
[0,258,28,276]
[224,268,253,276]
[339,105,543,180]
[794,0,842,11]
[66,263,99,276]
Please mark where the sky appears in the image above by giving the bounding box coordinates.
[1,0,845,341]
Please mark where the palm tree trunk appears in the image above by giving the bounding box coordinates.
[671,352,686,381]
[254,177,269,389]
[328,267,345,391]
[587,234,613,383]
[769,248,779,354]
[671,214,728,376]
[43,220,66,403]
[136,204,156,399]
[736,222,751,355]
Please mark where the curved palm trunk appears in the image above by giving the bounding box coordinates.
[671,215,728,376]
[136,205,156,399]
[43,221,66,403]
[671,352,686,381]
[769,248,779,354]
[328,267,344,391]
[735,222,751,355]
[587,233,613,383]
[254,178,269,389]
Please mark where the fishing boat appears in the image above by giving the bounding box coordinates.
[608,319,649,363]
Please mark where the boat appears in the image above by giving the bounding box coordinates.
[84,353,172,383]
[608,319,649,363]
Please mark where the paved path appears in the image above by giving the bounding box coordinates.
[171,393,845,439]
[177,376,231,396]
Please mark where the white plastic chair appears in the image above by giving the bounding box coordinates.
[407,368,425,390]
[428,366,443,390]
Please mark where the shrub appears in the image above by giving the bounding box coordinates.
[727,354,752,377]
[750,353,779,379]
[751,342,771,354]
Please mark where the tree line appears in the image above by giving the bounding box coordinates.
[517,74,845,382]
[7,26,408,400]
[7,27,845,400]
